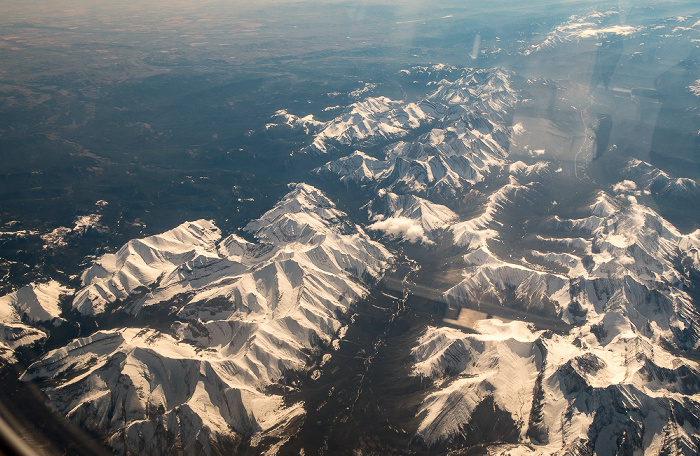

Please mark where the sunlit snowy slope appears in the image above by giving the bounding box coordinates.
[19,184,391,455]
[5,56,700,456]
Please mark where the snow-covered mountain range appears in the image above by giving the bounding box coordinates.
[297,64,700,455]
[3,62,700,456]
[17,183,391,455]
[0,280,70,364]
[411,190,700,454]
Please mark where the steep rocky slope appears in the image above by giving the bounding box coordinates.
[20,184,392,455]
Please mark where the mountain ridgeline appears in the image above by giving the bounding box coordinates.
[3,61,700,456]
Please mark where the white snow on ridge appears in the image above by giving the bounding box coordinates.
[622,158,699,199]
[284,67,516,157]
[314,68,517,205]
[414,188,700,451]
[39,213,107,249]
[525,10,642,55]
[365,190,457,244]
[314,68,519,252]
[680,230,700,271]
[309,96,433,152]
[270,96,437,155]
[288,61,700,454]
[244,183,347,244]
[449,190,699,339]
[22,328,302,455]
[314,150,389,185]
[570,24,639,38]
[508,160,551,177]
[265,109,323,135]
[16,60,700,456]
[315,127,507,198]
[412,323,539,444]
[0,280,69,323]
[446,257,570,314]
[23,183,393,455]
[73,220,221,315]
[690,79,700,96]
[0,325,47,364]
[412,321,700,453]
[0,281,71,364]
[451,177,530,250]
